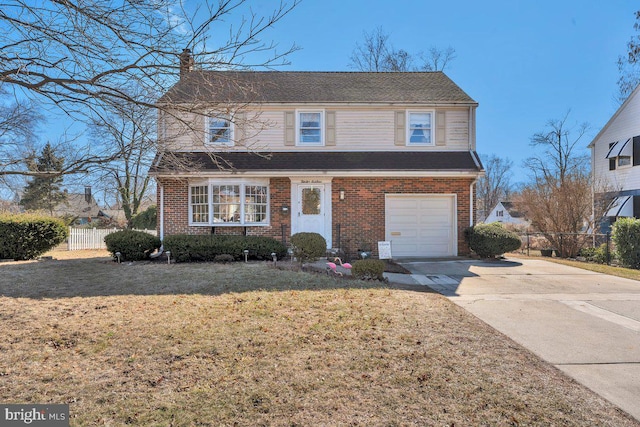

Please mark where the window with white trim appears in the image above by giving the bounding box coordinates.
[407,111,434,145]
[190,185,209,223]
[189,180,269,226]
[607,138,633,170]
[297,111,323,145]
[618,156,631,167]
[206,114,233,145]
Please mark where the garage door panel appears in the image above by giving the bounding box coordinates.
[386,195,456,257]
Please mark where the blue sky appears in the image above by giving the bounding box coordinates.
[28,0,638,194]
[256,0,638,184]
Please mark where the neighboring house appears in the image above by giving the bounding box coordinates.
[589,84,640,232]
[53,192,102,224]
[98,209,127,227]
[483,201,530,228]
[150,53,484,257]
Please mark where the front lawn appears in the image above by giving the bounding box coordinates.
[0,251,637,426]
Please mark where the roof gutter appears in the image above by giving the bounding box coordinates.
[150,170,482,179]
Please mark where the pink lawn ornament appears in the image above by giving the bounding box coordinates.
[334,258,352,269]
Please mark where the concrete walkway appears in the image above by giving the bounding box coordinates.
[397,257,640,422]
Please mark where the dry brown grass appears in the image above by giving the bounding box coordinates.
[0,250,638,426]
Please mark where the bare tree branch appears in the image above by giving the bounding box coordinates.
[617,10,640,103]
[0,0,300,179]
[348,27,456,72]
[518,112,592,257]
[476,155,513,222]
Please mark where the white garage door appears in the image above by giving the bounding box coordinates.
[385,195,456,257]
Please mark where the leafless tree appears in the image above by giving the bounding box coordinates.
[617,10,640,102]
[420,46,457,72]
[525,111,590,184]
[476,155,513,222]
[348,27,391,72]
[0,0,300,178]
[89,88,157,228]
[0,86,41,182]
[348,27,455,72]
[518,112,592,257]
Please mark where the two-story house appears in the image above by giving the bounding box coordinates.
[150,53,484,257]
[589,84,640,232]
[483,201,530,229]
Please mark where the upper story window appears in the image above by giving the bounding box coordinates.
[297,111,323,145]
[407,111,434,145]
[206,114,233,145]
[496,210,504,217]
[607,138,632,170]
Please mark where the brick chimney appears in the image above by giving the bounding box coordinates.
[179,48,194,78]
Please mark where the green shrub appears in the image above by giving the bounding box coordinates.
[352,259,386,281]
[468,223,522,258]
[0,213,68,260]
[104,230,161,261]
[163,235,287,263]
[579,244,610,264]
[131,205,157,230]
[612,217,640,269]
[290,232,327,263]
[214,254,235,263]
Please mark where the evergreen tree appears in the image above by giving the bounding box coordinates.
[20,143,67,214]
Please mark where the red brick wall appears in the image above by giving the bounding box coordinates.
[331,177,474,256]
[158,176,475,255]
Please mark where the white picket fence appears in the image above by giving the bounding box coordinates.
[67,227,157,250]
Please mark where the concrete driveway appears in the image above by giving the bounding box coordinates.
[398,257,640,422]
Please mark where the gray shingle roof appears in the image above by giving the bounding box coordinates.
[158,71,476,105]
[150,151,483,174]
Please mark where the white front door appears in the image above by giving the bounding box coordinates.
[292,182,331,247]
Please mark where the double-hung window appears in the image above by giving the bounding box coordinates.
[297,111,323,145]
[190,185,209,223]
[607,138,632,170]
[206,114,233,145]
[189,180,269,226]
[407,111,434,145]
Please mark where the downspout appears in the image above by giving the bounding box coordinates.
[150,183,165,257]
[160,183,165,242]
[470,180,476,226]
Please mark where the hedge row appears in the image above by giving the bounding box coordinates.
[0,214,67,260]
[163,234,288,263]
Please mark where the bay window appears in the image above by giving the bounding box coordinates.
[189,180,269,226]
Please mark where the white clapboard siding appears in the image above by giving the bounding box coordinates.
[68,228,157,250]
